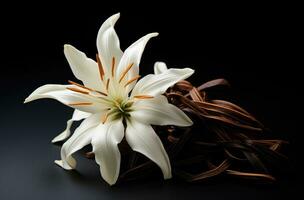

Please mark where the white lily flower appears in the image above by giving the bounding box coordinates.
[24,13,194,185]
[52,62,171,144]
[52,61,176,144]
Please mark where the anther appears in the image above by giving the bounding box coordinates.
[124,75,141,87]
[66,87,89,95]
[111,57,116,77]
[96,54,105,81]
[68,80,93,91]
[133,95,154,99]
[106,78,110,91]
[68,102,93,106]
[119,63,134,83]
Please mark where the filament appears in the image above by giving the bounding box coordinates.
[66,87,89,95]
[133,95,154,99]
[106,78,110,91]
[96,54,105,81]
[119,63,134,83]
[68,102,93,106]
[111,57,116,77]
[124,75,141,87]
[68,80,93,91]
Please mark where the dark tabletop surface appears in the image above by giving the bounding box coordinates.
[1,2,301,199]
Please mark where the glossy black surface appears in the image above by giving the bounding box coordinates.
[1,2,301,199]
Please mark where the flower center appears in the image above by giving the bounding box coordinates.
[113,99,133,115]
[102,98,133,123]
[68,56,154,124]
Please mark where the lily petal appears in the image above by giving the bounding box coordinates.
[116,33,159,92]
[91,119,124,185]
[153,62,168,74]
[126,120,172,179]
[131,95,193,126]
[24,84,109,113]
[97,13,123,77]
[55,113,102,169]
[64,45,104,91]
[131,67,194,96]
[52,110,91,143]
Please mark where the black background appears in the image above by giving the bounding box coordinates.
[1,1,302,199]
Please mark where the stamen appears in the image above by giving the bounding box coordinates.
[96,54,104,81]
[119,63,134,83]
[95,91,108,96]
[106,78,110,91]
[68,80,93,91]
[68,102,93,106]
[133,95,154,99]
[111,57,116,77]
[68,80,107,96]
[66,87,89,95]
[124,75,141,87]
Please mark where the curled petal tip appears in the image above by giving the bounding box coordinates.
[141,32,159,40]
[164,173,172,180]
[64,44,75,51]
[154,62,168,74]
[110,13,120,24]
[24,97,33,104]
[51,137,60,143]
[187,119,194,126]
[104,13,121,27]
[113,12,120,18]
[107,179,117,186]
[54,160,64,167]
[185,68,195,75]
[54,160,74,170]
[150,32,159,37]
[64,44,70,49]
[100,170,119,186]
